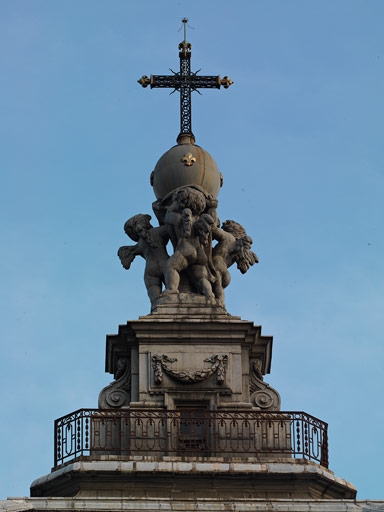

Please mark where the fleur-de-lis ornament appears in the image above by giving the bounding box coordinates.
[181,153,197,166]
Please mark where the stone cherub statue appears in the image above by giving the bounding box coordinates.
[212,220,259,303]
[117,214,169,304]
[163,186,217,299]
[118,186,258,309]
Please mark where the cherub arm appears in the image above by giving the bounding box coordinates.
[212,227,226,242]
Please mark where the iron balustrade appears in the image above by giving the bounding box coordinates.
[54,409,328,469]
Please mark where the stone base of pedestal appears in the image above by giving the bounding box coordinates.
[29,458,357,501]
[6,497,383,512]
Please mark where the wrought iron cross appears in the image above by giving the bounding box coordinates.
[138,18,233,142]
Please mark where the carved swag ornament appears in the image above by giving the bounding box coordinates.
[152,354,228,385]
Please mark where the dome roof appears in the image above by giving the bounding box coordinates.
[151,136,222,200]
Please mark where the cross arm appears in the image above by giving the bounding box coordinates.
[138,74,233,90]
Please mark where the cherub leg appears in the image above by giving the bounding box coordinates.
[164,252,189,293]
[188,265,215,300]
[212,275,225,303]
[144,275,163,304]
[199,278,215,300]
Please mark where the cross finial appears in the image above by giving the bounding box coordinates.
[181,17,188,42]
[138,19,233,144]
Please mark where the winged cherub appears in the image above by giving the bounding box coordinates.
[212,220,259,303]
[118,214,169,305]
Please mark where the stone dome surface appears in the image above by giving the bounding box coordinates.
[151,140,222,200]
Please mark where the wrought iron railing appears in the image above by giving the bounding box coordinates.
[54,409,328,469]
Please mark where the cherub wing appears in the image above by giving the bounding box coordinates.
[117,245,138,270]
[234,237,259,274]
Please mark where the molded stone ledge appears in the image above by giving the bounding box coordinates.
[4,498,382,512]
[30,458,357,501]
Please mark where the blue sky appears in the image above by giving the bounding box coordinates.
[1,0,383,501]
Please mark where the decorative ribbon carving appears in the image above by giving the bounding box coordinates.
[98,358,131,409]
[249,358,281,411]
[152,354,228,385]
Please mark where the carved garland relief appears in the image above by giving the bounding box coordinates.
[152,354,228,385]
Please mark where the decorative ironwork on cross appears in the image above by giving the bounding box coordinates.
[138,18,233,143]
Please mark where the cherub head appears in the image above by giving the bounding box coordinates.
[221,220,247,239]
[172,186,206,215]
[124,214,152,242]
[193,213,215,246]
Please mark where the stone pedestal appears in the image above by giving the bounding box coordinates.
[99,297,278,412]
[28,298,357,503]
